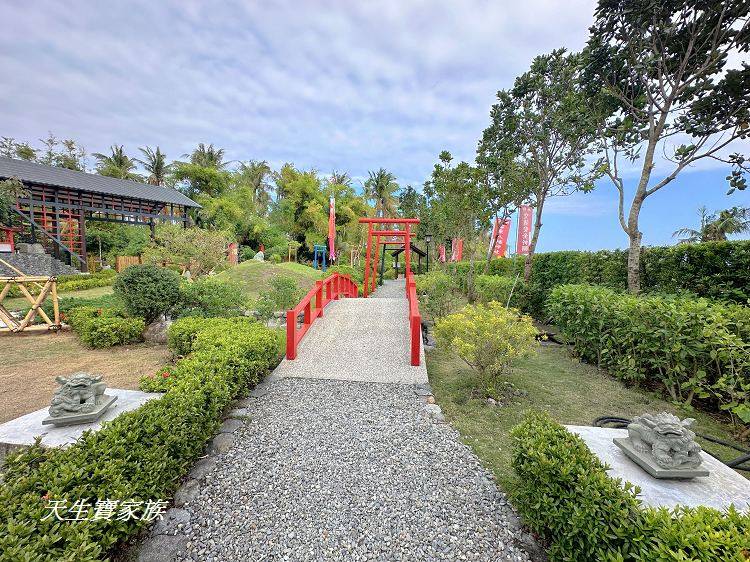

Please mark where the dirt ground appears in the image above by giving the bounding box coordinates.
[0,330,171,423]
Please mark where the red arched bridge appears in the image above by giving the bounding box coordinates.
[278,217,427,385]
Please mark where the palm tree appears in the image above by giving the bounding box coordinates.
[364,168,399,217]
[136,146,170,185]
[673,206,750,243]
[92,145,141,180]
[185,143,226,169]
[237,160,273,210]
[329,170,351,187]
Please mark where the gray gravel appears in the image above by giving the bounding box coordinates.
[176,378,532,561]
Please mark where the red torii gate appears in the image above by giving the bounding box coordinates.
[358,217,420,297]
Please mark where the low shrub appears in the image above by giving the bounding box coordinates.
[254,276,304,321]
[113,264,181,323]
[415,271,459,320]
[511,412,750,561]
[548,285,750,424]
[0,317,279,560]
[56,270,117,292]
[175,277,245,318]
[435,302,538,397]
[474,274,527,309]
[166,316,259,357]
[66,306,144,348]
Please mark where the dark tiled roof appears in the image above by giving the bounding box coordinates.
[0,156,200,208]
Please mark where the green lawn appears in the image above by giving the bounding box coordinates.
[427,343,748,491]
[214,260,323,300]
[4,285,114,312]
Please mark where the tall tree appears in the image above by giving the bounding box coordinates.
[186,143,226,169]
[236,160,273,212]
[364,168,399,217]
[137,146,171,186]
[584,0,750,292]
[92,145,140,180]
[479,49,602,281]
[330,170,352,187]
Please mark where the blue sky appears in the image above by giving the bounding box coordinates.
[0,0,747,252]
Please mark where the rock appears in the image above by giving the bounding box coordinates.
[426,395,436,404]
[174,479,200,507]
[144,319,172,344]
[138,533,188,561]
[253,250,265,261]
[17,242,46,254]
[486,398,497,407]
[152,507,191,536]
[227,408,249,419]
[219,419,243,433]
[413,384,433,397]
[209,433,235,455]
[188,457,217,481]
[423,404,445,423]
[181,269,192,281]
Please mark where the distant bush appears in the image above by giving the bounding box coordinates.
[548,284,750,424]
[56,270,116,292]
[415,271,459,320]
[512,411,750,561]
[254,276,304,321]
[435,302,538,397]
[66,306,144,348]
[474,274,528,309]
[269,254,282,264]
[175,277,245,318]
[0,317,279,560]
[113,264,181,323]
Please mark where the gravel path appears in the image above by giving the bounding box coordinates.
[370,278,407,299]
[176,378,532,561]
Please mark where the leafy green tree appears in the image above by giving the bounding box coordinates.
[479,49,602,281]
[14,142,37,161]
[93,145,141,180]
[186,143,226,169]
[0,178,26,225]
[0,137,16,158]
[584,0,750,293]
[137,146,170,186]
[57,139,86,171]
[364,168,399,217]
[236,160,273,213]
[142,224,232,276]
[673,206,750,243]
[329,170,351,187]
[324,176,370,256]
[273,166,328,250]
[424,151,491,300]
[172,162,231,199]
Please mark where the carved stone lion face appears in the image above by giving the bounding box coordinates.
[653,413,694,437]
[55,373,103,389]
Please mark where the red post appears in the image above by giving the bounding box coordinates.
[286,309,296,360]
[315,280,323,318]
[364,224,373,297]
[404,224,411,282]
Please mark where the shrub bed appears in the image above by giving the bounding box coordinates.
[548,284,750,422]
[6,270,116,298]
[66,306,144,349]
[474,274,527,309]
[0,317,279,561]
[511,411,750,561]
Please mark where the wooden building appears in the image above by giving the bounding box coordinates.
[0,156,200,272]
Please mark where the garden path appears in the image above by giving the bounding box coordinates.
[168,278,534,561]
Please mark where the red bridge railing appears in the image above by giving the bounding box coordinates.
[406,271,421,366]
[286,273,358,360]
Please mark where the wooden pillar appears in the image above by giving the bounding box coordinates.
[404,224,411,277]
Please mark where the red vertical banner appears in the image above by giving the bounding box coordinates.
[450,238,463,262]
[227,242,239,265]
[516,205,533,255]
[488,218,500,259]
[438,244,446,263]
[496,218,511,258]
[328,196,336,261]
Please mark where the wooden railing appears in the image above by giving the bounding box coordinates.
[405,271,422,366]
[286,273,359,360]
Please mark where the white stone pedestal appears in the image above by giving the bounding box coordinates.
[566,425,750,511]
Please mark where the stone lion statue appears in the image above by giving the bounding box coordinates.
[48,373,107,417]
[627,412,703,470]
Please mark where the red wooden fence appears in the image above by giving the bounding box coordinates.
[286,273,359,360]
[405,271,422,366]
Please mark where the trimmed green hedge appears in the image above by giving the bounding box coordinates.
[548,285,750,421]
[512,412,750,561]
[0,317,279,561]
[66,306,144,349]
[474,275,528,309]
[450,240,750,315]
[6,270,116,298]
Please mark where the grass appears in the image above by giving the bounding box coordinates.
[214,260,323,300]
[4,285,114,313]
[427,343,749,491]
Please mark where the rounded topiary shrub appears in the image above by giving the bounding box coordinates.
[113,264,181,323]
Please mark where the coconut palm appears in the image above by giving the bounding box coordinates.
[92,145,141,180]
[673,206,750,243]
[329,170,351,187]
[185,143,226,169]
[136,146,170,186]
[237,160,273,211]
[364,168,399,217]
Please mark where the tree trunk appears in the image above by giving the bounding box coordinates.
[524,198,545,282]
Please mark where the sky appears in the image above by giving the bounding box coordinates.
[0,0,747,252]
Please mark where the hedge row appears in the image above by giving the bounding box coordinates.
[0,317,279,561]
[6,269,116,298]
[548,285,750,420]
[66,306,144,349]
[450,240,750,312]
[512,412,750,561]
